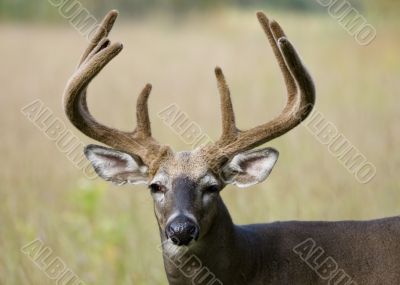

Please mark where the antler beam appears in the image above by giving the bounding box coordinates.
[63,10,171,173]
[204,12,315,168]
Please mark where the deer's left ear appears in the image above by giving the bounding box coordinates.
[84,144,149,185]
[222,147,279,188]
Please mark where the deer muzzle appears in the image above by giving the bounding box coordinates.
[166,215,200,246]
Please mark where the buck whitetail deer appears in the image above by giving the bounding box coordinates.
[63,10,400,285]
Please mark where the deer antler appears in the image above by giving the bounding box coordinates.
[63,10,171,175]
[204,12,315,168]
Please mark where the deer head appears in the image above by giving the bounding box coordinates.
[63,11,314,246]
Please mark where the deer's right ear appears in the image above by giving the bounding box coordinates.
[84,145,149,185]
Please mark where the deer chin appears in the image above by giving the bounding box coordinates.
[162,238,196,258]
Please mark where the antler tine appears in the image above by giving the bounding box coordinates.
[64,11,169,172]
[257,12,297,102]
[75,11,117,113]
[135,84,153,137]
[63,40,126,148]
[214,67,238,142]
[79,10,119,67]
[277,37,315,119]
[204,12,315,167]
[75,12,117,113]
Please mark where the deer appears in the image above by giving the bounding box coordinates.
[63,10,400,285]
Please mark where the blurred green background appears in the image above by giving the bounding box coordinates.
[1,0,399,20]
[1,0,399,284]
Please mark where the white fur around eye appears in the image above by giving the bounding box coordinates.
[149,172,171,203]
[198,174,219,188]
[150,172,170,188]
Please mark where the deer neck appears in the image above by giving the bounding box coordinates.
[159,198,243,284]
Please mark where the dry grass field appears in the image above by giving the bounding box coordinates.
[1,9,399,284]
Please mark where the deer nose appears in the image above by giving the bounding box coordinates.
[166,216,199,246]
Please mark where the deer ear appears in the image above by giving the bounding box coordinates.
[84,145,149,185]
[222,147,279,188]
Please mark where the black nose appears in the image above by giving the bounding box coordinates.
[166,216,200,246]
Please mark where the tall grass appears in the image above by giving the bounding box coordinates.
[0,9,399,284]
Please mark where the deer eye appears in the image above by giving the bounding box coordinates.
[204,185,220,194]
[150,183,165,194]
